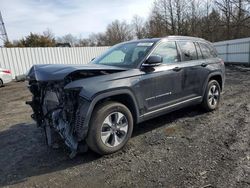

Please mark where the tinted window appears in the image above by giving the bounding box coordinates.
[178,41,197,61]
[151,41,180,64]
[206,43,217,57]
[199,42,217,58]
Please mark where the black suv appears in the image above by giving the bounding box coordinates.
[27,36,225,157]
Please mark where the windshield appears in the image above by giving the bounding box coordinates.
[92,41,155,68]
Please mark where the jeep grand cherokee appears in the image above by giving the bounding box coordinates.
[26,36,225,157]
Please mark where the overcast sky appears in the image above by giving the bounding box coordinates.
[0,0,155,43]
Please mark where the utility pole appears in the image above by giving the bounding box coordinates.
[0,11,9,45]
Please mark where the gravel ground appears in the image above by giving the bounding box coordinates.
[0,66,249,188]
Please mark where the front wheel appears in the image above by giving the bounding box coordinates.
[86,101,133,155]
[202,80,221,111]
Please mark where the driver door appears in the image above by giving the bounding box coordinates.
[139,41,184,114]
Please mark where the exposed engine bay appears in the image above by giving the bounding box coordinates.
[26,69,119,158]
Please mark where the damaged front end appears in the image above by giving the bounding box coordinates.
[26,64,126,157]
[27,80,88,158]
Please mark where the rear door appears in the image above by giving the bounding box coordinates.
[197,42,222,87]
[176,41,209,98]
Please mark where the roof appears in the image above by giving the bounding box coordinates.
[125,35,209,44]
[124,38,161,43]
[165,35,208,42]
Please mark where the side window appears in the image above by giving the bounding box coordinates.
[199,43,211,59]
[194,42,203,59]
[199,42,217,58]
[151,41,180,64]
[207,43,217,57]
[177,41,197,61]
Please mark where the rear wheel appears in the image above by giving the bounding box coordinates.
[86,101,133,155]
[202,80,221,111]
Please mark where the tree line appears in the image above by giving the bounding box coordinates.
[5,0,250,47]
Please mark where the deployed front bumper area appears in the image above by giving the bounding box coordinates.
[26,80,90,158]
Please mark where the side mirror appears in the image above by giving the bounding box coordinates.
[142,55,163,67]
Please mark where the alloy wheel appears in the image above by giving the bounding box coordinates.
[208,84,219,107]
[101,112,128,147]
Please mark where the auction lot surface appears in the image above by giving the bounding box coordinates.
[0,66,249,188]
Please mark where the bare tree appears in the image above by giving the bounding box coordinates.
[57,34,79,46]
[145,6,168,37]
[232,0,250,38]
[215,0,234,39]
[88,33,108,46]
[105,20,133,45]
[209,8,222,41]
[159,0,177,34]
[188,0,203,36]
[168,0,176,34]
[132,15,146,39]
[153,0,188,35]
[43,28,55,39]
[174,0,186,34]
[155,0,170,33]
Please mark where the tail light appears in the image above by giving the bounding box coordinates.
[2,70,11,74]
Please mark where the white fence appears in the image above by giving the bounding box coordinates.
[0,47,109,79]
[1,38,250,79]
[213,37,250,66]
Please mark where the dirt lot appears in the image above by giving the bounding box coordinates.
[0,66,249,188]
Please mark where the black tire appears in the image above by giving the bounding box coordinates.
[202,80,221,111]
[0,79,3,87]
[86,101,133,155]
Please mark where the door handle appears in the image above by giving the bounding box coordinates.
[173,67,182,72]
[201,63,207,67]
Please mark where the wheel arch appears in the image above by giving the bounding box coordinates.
[95,94,138,123]
[202,72,223,97]
[82,89,140,137]
[209,74,223,91]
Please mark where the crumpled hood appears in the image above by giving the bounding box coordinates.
[26,63,127,81]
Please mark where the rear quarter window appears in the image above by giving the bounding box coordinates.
[199,42,217,59]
